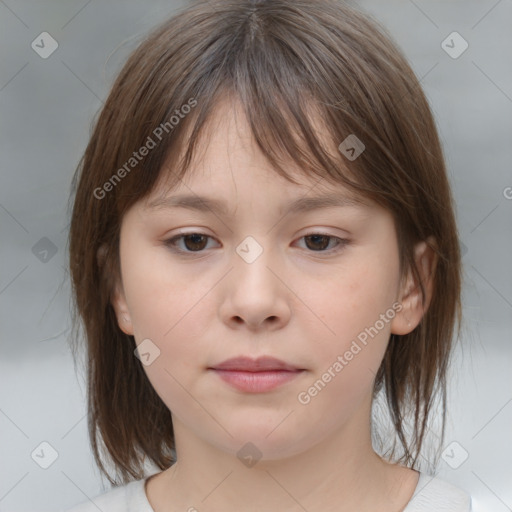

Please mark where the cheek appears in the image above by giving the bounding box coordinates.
[327,260,397,323]
[303,249,401,373]
[121,242,216,375]
[122,241,209,338]
[293,262,399,432]
[120,245,217,418]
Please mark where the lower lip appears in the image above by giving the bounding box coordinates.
[212,369,303,392]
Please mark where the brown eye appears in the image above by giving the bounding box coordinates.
[300,234,348,254]
[164,233,214,253]
[304,234,331,251]
[182,234,208,251]
[164,232,349,256]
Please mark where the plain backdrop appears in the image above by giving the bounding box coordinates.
[1,1,511,511]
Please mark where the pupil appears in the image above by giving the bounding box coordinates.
[306,235,329,251]
[185,234,207,251]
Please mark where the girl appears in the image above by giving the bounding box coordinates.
[65,0,471,510]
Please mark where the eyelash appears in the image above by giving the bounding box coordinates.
[163,232,349,256]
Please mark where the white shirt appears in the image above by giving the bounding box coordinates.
[62,471,471,512]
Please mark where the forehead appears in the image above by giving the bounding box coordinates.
[144,95,368,210]
[142,151,373,220]
[144,151,369,218]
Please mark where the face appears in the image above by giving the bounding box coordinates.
[111,99,423,462]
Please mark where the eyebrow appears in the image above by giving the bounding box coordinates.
[145,192,367,216]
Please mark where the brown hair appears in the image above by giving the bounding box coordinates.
[67,0,461,485]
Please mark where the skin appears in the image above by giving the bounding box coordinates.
[110,98,436,512]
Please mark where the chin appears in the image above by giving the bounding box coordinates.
[205,420,310,462]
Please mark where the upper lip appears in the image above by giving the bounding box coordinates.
[210,356,302,372]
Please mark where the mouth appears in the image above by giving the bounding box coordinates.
[208,356,305,393]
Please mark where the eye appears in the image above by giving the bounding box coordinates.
[163,232,349,255]
[297,233,349,254]
[164,233,218,253]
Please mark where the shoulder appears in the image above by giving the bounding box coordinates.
[404,472,472,512]
[60,478,153,512]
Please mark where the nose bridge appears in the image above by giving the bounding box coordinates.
[233,234,278,289]
[214,200,299,329]
[221,233,290,329]
[225,235,286,314]
[235,234,266,265]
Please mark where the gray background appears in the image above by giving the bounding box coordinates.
[1,1,511,511]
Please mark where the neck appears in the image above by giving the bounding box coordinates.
[146,395,418,512]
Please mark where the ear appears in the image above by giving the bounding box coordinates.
[391,237,437,335]
[97,243,134,336]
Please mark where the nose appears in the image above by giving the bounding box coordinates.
[219,241,291,332]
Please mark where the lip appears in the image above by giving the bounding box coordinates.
[209,356,305,393]
[211,356,301,372]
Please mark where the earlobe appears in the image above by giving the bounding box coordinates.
[97,243,108,268]
[111,282,134,336]
[97,243,134,336]
[391,238,437,336]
